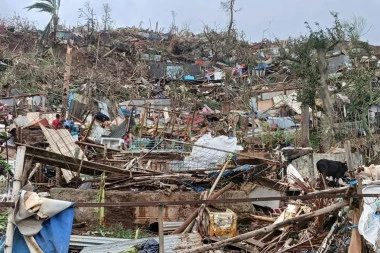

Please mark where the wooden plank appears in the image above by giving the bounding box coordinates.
[209,237,259,252]
[23,144,153,176]
[244,238,265,248]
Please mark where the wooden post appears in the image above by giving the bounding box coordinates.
[4,146,26,253]
[158,205,164,253]
[345,140,353,172]
[356,178,365,252]
[77,146,87,187]
[56,167,62,186]
[308,153,315,183]
[103,144,107,164]
[154,112,160,139]
[62,43,73,118]
[98,172,106,226]
[169,112,177,139]
[84,115,96,141]
[190,99,197,137]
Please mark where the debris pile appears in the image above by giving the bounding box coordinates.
[1,19,380,253]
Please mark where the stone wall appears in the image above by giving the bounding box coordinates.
[49,188,253,227]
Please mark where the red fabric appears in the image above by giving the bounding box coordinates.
[52,119,60,129]
[31,118,50,128]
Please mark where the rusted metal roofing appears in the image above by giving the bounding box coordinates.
[79,233,203,253]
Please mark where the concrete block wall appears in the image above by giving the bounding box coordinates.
[291,152,363,179]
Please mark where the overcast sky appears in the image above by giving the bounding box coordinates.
[1,0,379,44]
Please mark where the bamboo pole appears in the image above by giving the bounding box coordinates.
[172,182,235,234]
[209,160,230,197]
[62,43,73,118]
[158,205,164,253]
[186,200,349,253]
[98,172,106,226]
[4,146,26,253]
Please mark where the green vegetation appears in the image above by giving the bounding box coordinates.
[93,224,151,239]
[0,211,8,231]
[261,130,300,149]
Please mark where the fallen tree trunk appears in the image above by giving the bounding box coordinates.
[184,200,349,253]
[172,182,235,234]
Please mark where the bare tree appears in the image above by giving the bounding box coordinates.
[102,3,114,32]
[78,1,98,43]
[170,10,177,34]
[220,0,241,39]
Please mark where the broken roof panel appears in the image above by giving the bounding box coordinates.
[40,124,86,160]
[267,117,297,129]
[80,233,202,253]
[258,99,274,112]
[69,100,87,120]
[108,119,127,138]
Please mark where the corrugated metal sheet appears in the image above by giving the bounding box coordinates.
[70,235,129,249]
[0,98,15,107]
[108,119,127,138]
[69,100,87,120]
[80,233,203,253]
[119,99,171,115]
[149,62,165,78]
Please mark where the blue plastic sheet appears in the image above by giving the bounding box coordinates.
[209,164,253,179]
[181,181,206,193]
[0,205,74,253]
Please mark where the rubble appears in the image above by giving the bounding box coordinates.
[1,13,380,253]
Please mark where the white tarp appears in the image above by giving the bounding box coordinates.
[286,164,306,184]
[171,133,241,171]
[358,185,380,251]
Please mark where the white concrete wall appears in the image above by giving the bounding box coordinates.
[291,152,363,179]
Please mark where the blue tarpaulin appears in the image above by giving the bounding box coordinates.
[267,117,297,129]
[181,181,206,192]
[254,63,270,70]
[0,205,74,253]
[209,164,253,179]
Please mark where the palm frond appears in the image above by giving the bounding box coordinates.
[41,20,52,40]
[39,0,54,5]
[40,0,59,11]
[25,2,54,14]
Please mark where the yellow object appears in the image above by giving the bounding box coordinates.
[208,209,237,238]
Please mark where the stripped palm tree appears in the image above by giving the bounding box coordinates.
[25,0,61,42]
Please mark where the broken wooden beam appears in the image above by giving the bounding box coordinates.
[22,144,155,177]
[76,141,120,152]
